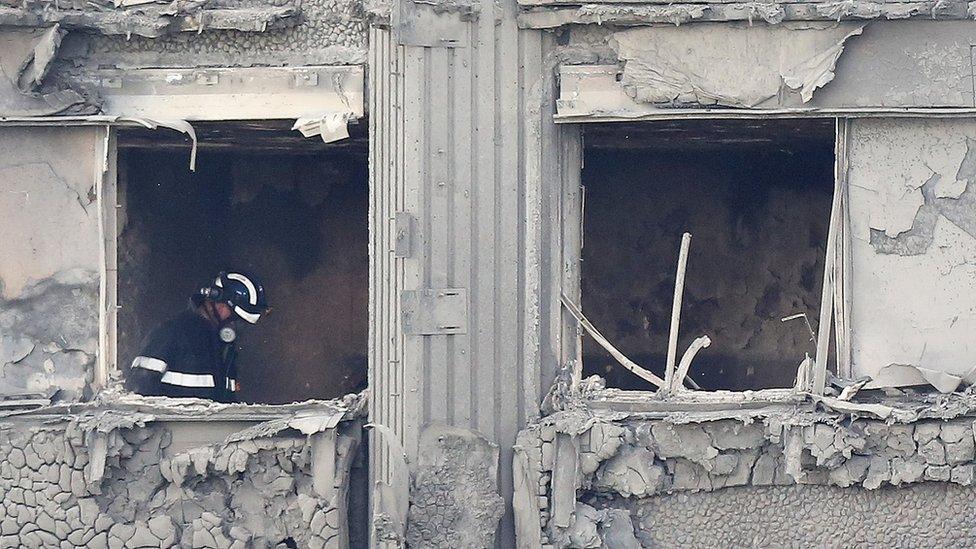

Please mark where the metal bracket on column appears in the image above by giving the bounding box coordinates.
[394,212,414,258]
[401,289,468,335]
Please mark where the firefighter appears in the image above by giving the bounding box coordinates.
[127,271,269,402]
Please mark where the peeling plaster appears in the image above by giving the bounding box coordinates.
[608,23,864,108]
[780,26,862,103]
[849,119,976,385]
[0,270,98,401]
[0,30,93,116]
[870,138,976,255]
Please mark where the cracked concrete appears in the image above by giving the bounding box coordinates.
[0,396,364,548]
[406,425,505,548]
[514,398,976,548]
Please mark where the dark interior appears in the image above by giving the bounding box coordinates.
[117,122,368,404]
[580,119,835,391]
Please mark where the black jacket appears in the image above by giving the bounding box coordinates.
[127,309,239,402]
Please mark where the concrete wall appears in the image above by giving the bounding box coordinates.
[580,132,833,390]
[0,403,363,548]
[367,3,576,543]
[514,403,976,547]
[848,118,976,387]
[0,126,106,401]
[117,147,368,404]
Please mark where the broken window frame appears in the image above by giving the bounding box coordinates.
[559,115,850,401]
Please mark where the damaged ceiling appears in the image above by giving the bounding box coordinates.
[582,118,836,150]
[0,0,312,117]
[0,28,94,116]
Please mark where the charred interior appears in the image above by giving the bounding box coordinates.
[581,118,836,391]
[117,122,368,404]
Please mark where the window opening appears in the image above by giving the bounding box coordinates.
[116,122,368,404]
[578,118,836,392]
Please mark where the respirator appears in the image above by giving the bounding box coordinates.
[218,323,237,343]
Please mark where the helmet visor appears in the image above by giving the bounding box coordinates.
[234,306,261,324]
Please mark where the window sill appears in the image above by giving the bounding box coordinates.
[585,387,805,413]
[0,389,365,423]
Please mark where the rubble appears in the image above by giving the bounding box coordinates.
[514,390,976,548]
[0,393,365,547]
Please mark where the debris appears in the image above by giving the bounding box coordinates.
[781,26,865,102]
[781,312,816,343]
[672,335,710,393]
[292,113,353,144]
[16,25,64,93]
[866,364,966,394]
[837,376,872,401]
[794,354,814,392]
[288,411,346,435]
[137,119,198,171]
[664,232,692,392]
[814,395,896,419]
[561,294,665,389]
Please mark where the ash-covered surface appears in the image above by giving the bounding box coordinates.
[515,391,976,547]
[406,426,505,548]
[0,127,104,401]
[619,482,976,548]
[0,392,365,547]
[0,271,97,402]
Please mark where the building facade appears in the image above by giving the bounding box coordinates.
[4,0,976,546]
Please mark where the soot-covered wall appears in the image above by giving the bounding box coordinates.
[580,121,834,390]
[118,146,368,404]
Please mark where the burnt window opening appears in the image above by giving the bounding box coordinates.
[116,122,368,404]
[579,118,836,392]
